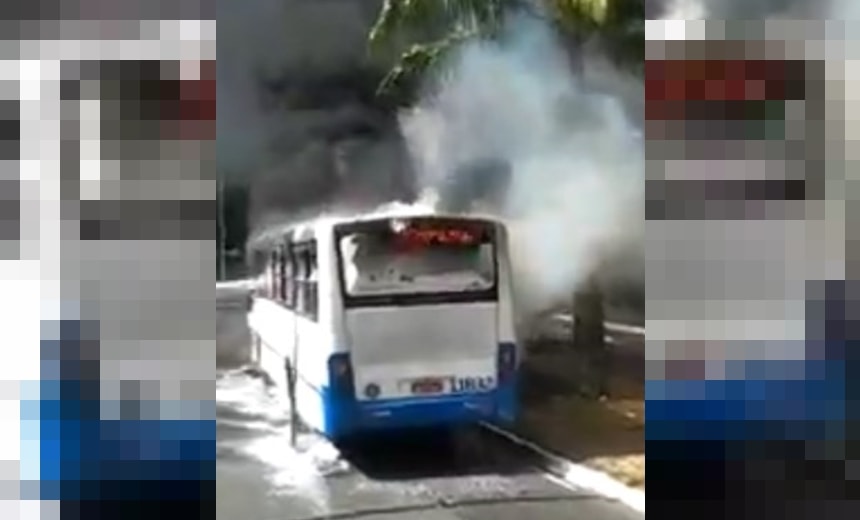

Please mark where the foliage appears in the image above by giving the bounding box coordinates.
[374,29,480,104]
[368,0,644,100]
[368,0,506,101]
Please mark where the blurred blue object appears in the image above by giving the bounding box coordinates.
[35,318,215,505]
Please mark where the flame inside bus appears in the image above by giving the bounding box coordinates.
[335,217,497,303]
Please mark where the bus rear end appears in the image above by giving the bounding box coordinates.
[326,216,518,438]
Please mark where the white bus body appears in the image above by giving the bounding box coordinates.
[247,212,520,441]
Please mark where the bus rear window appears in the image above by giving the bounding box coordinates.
[337,220,496,298]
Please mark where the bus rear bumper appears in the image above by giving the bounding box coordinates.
[323,383,518,440]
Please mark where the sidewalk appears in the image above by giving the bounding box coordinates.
[515,330,645,489]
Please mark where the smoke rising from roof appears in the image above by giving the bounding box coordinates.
[226,3,646,322]
[400,16,644,319]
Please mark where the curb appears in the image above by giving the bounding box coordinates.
[550,313,646,336]
[482,423,645,515]
[605,321,645,336]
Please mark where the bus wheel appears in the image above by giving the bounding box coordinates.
[285,359,299,448]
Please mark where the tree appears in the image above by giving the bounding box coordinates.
[573,274,608,399]
[367,0,644,100]
[217,176,251,280]
[368,0,644,399]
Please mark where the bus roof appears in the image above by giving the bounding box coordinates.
[248,207,505,251]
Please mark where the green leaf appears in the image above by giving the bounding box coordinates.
[369,0,646,103]
[368,0,402,50]
[375,29,480,98]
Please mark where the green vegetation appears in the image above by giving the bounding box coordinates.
[368,0,644,101]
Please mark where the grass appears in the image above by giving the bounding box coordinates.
[518,348,645,489]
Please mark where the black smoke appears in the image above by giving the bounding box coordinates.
[217,0,417,235]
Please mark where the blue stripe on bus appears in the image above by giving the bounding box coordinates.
[317,346,519,440]
[646,359,847,443]
[321,384,519,439]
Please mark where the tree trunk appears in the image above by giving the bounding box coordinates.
[545,31,605,406]
[553,22,586,79]
[573,275,608,399]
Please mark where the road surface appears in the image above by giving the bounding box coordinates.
[216,369,643,520]
[216,282,643,520]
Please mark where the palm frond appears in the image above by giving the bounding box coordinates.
[368,0,405,51]
[594,0,644,74]
[369,0,506,102]
[369,0,646,104]
[453,0,508,30]
[550,0,608,31]
[369,0,510,52]
[549,0,644,72]
[375,28,481,98]
[369,0,464,51]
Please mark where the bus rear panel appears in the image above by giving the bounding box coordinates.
[324,215,519,439]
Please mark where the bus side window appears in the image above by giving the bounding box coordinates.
[271,248,279,301]
[293,242,318,322]
[268,250,278,299]
[307,246,318,321]
[284,245,295,309]
[294,244,308,314]
[277,244,287,304]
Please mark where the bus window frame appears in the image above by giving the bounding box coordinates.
[292,240,319,321]
[276,243,287,303]
[267,250,278,299]
[284,241,296,309]
[332,218,500,309]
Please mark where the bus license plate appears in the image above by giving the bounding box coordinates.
[411,378,444,395]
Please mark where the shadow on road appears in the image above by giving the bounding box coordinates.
[216,367,541,485]
[337,426,544,482]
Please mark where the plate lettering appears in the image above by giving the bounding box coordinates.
[450,376,494,393]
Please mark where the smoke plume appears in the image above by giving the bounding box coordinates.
[217,0,416,232]
[400,16,644,320]
[226,3,646,324]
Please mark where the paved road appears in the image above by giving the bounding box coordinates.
[216,369,643,520]
[215,283,643,519]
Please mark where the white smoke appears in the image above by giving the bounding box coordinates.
[656,0,821,20]
[660,0,707,19]
[399,16,644,319]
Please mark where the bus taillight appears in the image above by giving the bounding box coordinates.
[497,343,517,382]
